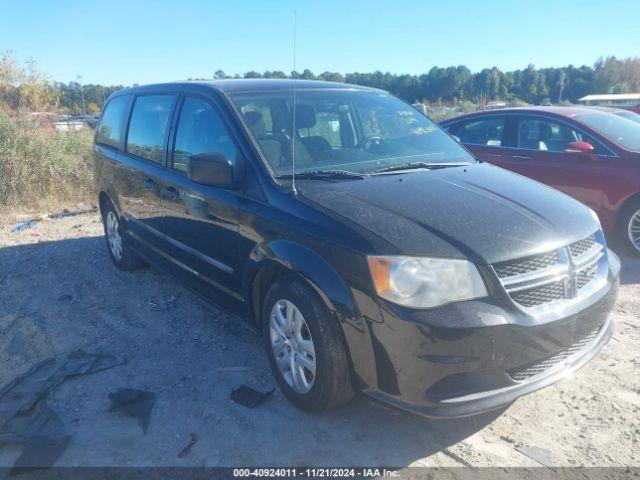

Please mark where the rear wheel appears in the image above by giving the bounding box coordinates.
[620,200,640,257]
[101,201,147,270]
[262,277,353,413]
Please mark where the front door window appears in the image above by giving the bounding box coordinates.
[172,97,238,173]
[515,117,605,154]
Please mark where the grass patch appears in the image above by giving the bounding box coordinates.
[0,111,95,212]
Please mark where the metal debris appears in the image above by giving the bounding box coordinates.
[230,385,275,408]
[108,388,156,433]
[0,351,126,471]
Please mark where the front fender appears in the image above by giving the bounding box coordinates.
[244,238,381,392]
[244,239,357,316]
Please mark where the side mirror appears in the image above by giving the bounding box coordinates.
[565,141,595,155]
[187,152,234,187]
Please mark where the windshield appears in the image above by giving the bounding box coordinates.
[230,90,475,176]
[576,113,640,151]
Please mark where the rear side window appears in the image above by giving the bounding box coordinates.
[447,117,506,147]
[95,95,130,148]
[126,95,175,162]
[172,97,238,173]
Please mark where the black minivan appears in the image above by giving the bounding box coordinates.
[94,80,619,418]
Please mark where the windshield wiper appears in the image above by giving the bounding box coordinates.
[276,170,367,180]
[372,162,471,174]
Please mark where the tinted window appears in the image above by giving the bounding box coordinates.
[95,95,130,148]
[172,97,238,173]
[516,116,606,154]
[448,117,505,146]
[576,113,640,151]
[126,95,175,162]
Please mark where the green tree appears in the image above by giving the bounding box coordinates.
[594,56,640,93]
[0,51,58,113]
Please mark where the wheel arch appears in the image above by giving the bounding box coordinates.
[244,239,358,327]
[98,191,111,214]
[617,190,640,226]
[247,242,361,393]
[97,186,123,218]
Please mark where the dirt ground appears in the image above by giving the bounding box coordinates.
[0,209,639,469]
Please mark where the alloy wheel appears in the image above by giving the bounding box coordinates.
[629,208,640,254]
[106,211,123,260]
[269,299,316,394]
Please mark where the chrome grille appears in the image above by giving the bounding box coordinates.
[569,234,596,258]
[577,262,598,289]
[492,232,607,312]
[494,251,559,279]
[508,327,602,381]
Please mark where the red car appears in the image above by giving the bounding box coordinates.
[441,107,640,256]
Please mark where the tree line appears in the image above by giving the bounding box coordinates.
[2,50,639,115]
[216,56,640,106]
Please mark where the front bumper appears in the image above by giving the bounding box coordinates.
[360,250,620,419]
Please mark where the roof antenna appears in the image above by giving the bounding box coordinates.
[290,10,298,195]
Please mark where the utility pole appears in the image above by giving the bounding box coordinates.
[77,75,86,114]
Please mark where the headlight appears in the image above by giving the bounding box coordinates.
[367,256,488,308]
[589,208,601,226]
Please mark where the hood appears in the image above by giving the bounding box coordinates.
[298,163,599,264]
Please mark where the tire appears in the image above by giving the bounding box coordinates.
[100,200,147,271]
[262,276,353,413]
[619,200,640,257]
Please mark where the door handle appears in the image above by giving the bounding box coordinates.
[512,155,531,160]
[145,178,156,190]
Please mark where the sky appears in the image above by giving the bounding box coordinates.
[2,0,639,86]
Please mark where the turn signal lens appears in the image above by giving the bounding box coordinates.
[368,256,393,295]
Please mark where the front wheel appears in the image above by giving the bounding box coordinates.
[262,277,353,413]
[620,201,640,257]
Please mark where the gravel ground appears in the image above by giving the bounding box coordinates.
[0,209,639,469]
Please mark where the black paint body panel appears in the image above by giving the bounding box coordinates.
[94,80,618,418]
